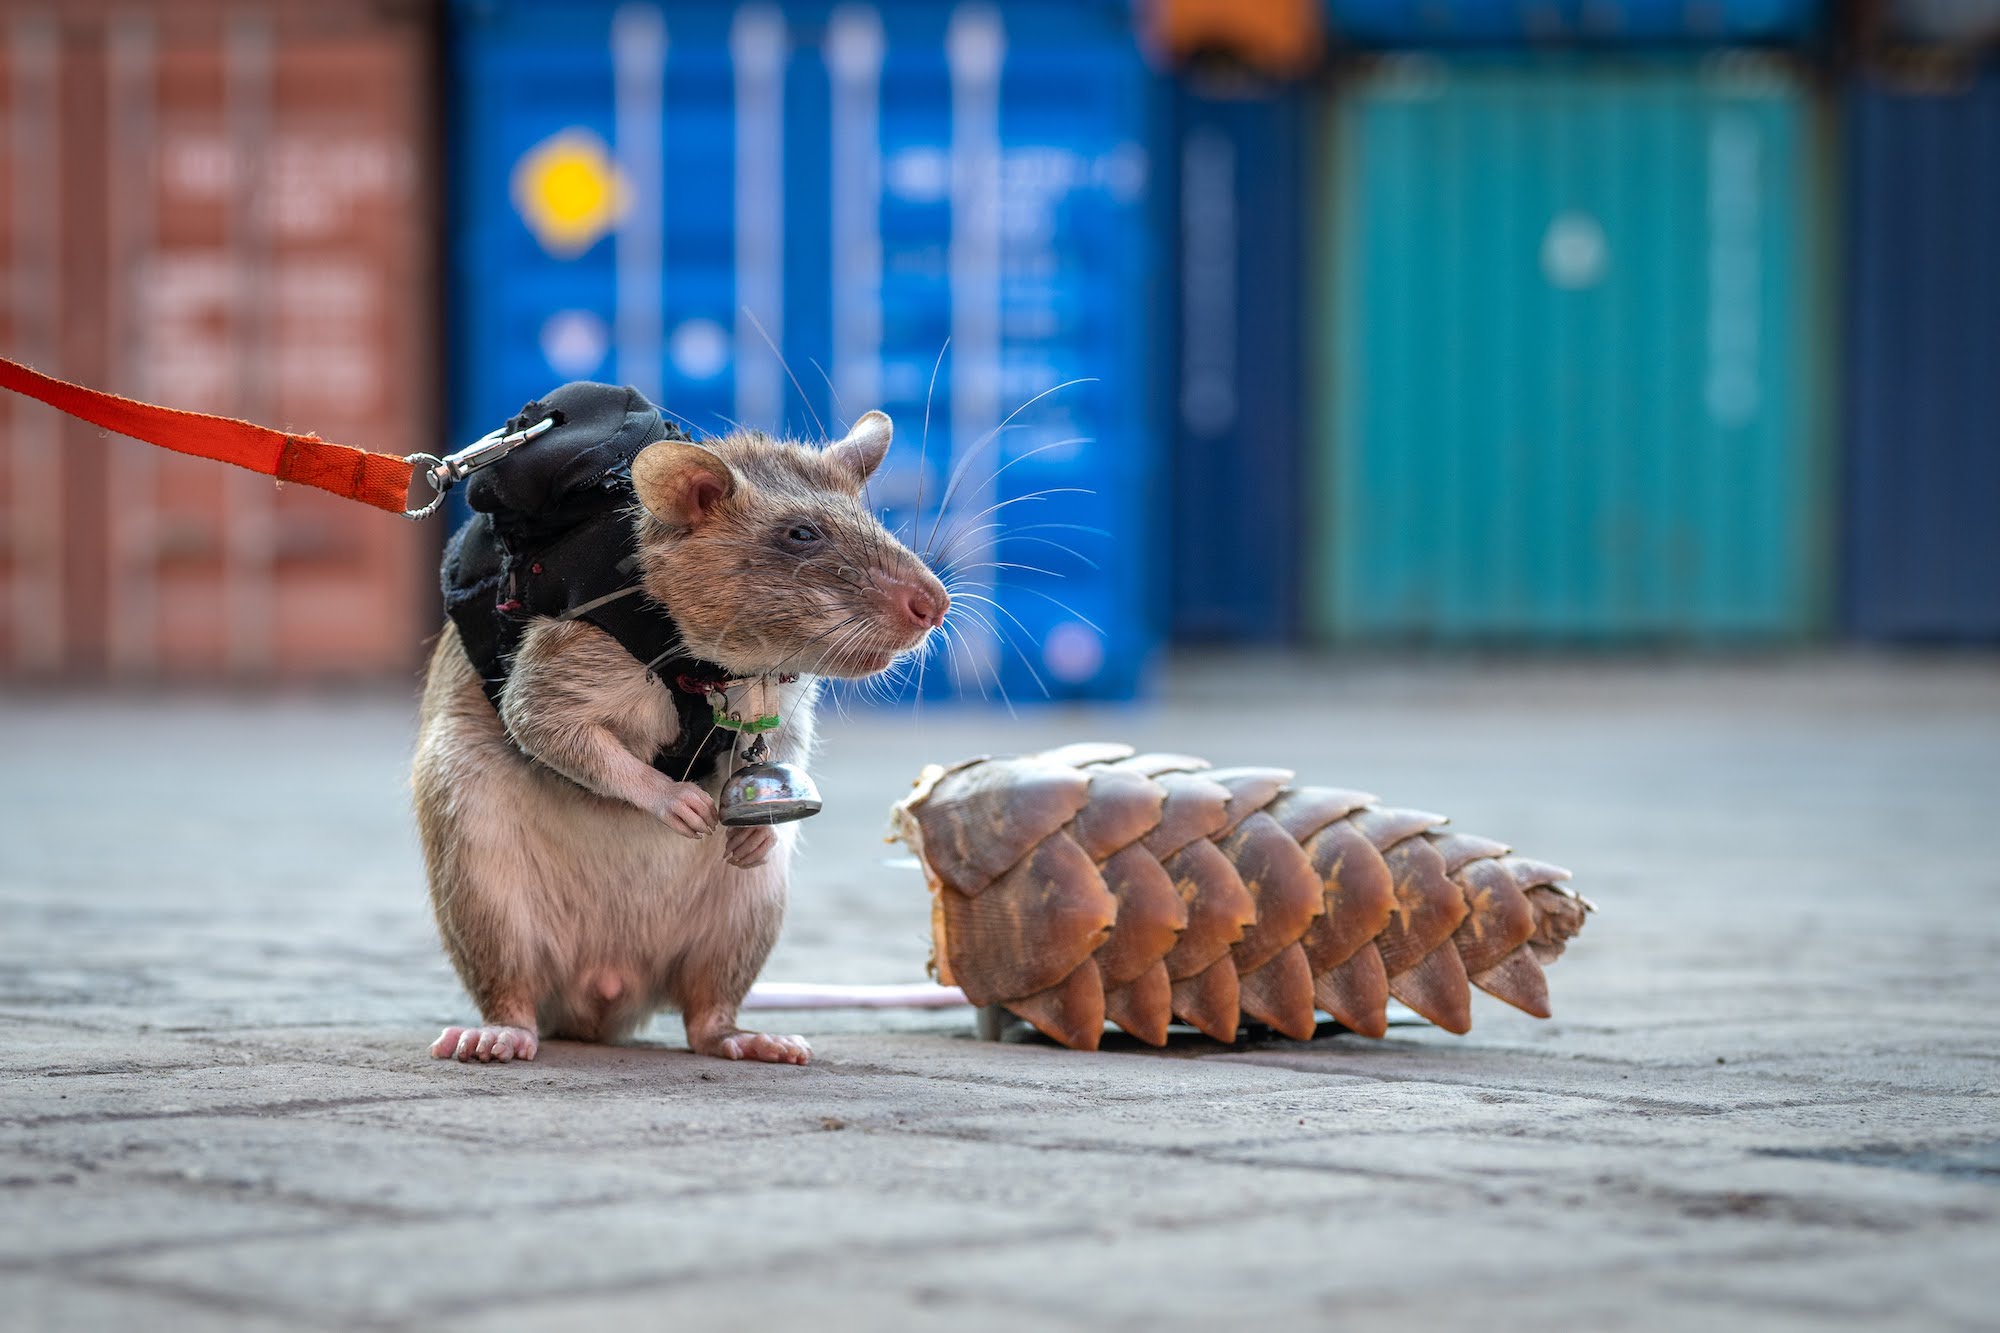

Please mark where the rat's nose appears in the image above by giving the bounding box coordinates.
[898,584,948,630]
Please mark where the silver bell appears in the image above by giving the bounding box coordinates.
[718,735,823,826]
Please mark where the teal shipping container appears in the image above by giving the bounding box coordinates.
[1314,56,1830,642]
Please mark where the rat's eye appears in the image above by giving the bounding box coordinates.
[780,521,824,550]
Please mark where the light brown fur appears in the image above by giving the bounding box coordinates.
[413,412,944,1065]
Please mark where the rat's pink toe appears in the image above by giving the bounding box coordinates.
[431,1024,536,1065]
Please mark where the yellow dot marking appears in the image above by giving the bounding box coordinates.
[510,129,630,258]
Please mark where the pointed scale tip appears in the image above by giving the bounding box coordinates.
[1386,945,1474,1035]
[1103,963,1174,1047]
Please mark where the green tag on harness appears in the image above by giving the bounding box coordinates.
[714,710,781,734]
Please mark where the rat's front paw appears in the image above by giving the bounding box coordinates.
[655,781,718,838]
[724,824,776,868]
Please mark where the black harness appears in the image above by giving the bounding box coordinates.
[440,382,739,783]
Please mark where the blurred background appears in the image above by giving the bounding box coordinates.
[0,0,1995,701]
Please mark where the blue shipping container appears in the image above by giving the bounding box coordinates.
[1169,85,1307,644]
[1843,69,2000,641]
[1323,0,1824,45]
[447,0,1164,700]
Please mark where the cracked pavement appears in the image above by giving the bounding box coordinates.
[3,656,1997,1330]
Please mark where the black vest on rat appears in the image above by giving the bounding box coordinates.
[440,381,738,783]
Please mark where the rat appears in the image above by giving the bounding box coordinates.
[412,409,947,1066]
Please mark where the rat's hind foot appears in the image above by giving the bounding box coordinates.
[692,1027,811,1065]
[431,1024,539,1063]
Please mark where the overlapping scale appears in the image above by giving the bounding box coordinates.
[890,745,1593,1051]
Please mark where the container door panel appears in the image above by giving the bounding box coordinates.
[3,4,433,682]
[1169,87,1307,645]
[1844,74,2000,641]
[1321,0,1826,46]
[1319,57,1825,642]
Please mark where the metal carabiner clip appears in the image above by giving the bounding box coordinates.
[401,414,558,520]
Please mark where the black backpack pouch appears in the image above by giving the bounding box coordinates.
[440,382,737,783]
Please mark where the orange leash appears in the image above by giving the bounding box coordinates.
[0,354,417,515]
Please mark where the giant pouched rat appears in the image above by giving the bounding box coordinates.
[412,409,947,1065]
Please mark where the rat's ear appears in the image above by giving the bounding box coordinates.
[632,441,737,529]
[825,410,892,490]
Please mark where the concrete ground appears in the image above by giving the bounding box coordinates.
[2,654,1996,1331]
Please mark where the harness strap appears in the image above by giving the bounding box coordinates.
[0,354,414,514]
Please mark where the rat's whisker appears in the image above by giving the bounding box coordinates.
[654,403,705,436]
[783,614,870,676]
[772,615,866,679]
[936,616,988,705]
[743,306,826,441]
[968,583,1105,636]
[1007,520,1110,537]
[923,376,1096,553]
[937,574,994,599]
[933,559,1070,581]
[931,578,996,611]
[934,487,1093,543]
[678,714,729,785]
[937,600,1017,715]
[913,337,949,532]
[949,591,1055,660]
[952,434,1090,515]
[924,523,1023,576]
[862,647,920,707]
[986,533,1100,571]
[924,486,1096,563]
[924,482,1096,540]
[808,357,848,434]
[818,617,886,680]
[950,600,1049,703]
[922,422,1029,555]
[802,560,871,598]
[926,433,1088,535]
